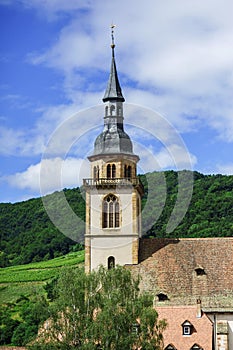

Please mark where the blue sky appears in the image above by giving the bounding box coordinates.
[1,0,233,203]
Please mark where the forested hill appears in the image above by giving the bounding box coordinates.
[1,170,233,267]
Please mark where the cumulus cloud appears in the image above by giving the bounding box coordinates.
[6,157,89,195]
[25,0,233,142]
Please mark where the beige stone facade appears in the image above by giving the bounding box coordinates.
[84,167,142,272]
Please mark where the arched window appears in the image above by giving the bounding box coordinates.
[127,165,131,178]
[107,164,111,179]
[157,293,169,302]
[107,164,116,179]
[112,164,116,178]
[124,165,132,179]
[108,256,115,269]
[103,194,120,228]
[110,105,115,115]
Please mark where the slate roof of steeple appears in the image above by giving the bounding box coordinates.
[102,44,125,102]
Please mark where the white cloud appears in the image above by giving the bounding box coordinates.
[0,126,45,156]
[5,157,89,195]
[216,163,233,175]
[24,0,233,142]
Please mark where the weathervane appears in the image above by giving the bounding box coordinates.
[111,24,116,49]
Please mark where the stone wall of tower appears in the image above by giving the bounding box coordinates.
[84,184,142,271]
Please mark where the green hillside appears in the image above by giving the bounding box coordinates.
[0,251,84,347]
[0,250,85,304]
[1,171,233,268]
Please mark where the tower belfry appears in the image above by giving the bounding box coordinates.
[83,28,143,272]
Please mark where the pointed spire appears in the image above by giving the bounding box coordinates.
[103,25,125,103]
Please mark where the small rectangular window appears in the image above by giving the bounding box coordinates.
[183,326,191,335]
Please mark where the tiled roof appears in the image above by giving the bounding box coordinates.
[157,305,212,350]
[129,237,233,309]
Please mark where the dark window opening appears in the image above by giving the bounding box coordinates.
[157,293,169,302]
[110,105,115,115]
[112,164,116,178]
[195,267,206,276]
[107,164,116,179]
[107,164,111,179]
[108,256,115,269]
[124,164,132,179]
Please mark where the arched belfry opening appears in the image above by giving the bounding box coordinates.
[83,27,143,272]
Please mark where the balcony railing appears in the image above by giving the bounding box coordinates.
[83,177,142,188]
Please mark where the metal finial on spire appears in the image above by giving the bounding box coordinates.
[103,24,125,103]
[111,24,116,49]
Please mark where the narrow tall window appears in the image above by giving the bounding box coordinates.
[103,194,120,228]
[108,256,115,269]
[94,166,97,180]
[124,164,127,178]
[107,164,111,179]
[93,166,99,180]
[127,165,131,178]
[124,165,132,179]
[112,164,116,178]
[106,164,116,179]
[110,105,115,115]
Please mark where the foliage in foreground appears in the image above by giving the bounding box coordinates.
[0,294,49,346]
[31,266,166,350]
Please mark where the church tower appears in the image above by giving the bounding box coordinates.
[83,29,143,272]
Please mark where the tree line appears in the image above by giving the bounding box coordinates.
[1,171,233,267]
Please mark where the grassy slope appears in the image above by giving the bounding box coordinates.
[0,250,85,304]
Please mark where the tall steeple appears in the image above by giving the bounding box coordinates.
[83,27,143,273]
[90,26,137,158]
[103,26,125,103]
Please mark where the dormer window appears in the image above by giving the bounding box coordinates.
[182,320,193,336]
[190,344,203,350]
[195,267,206,276]
[165,345,177,350]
